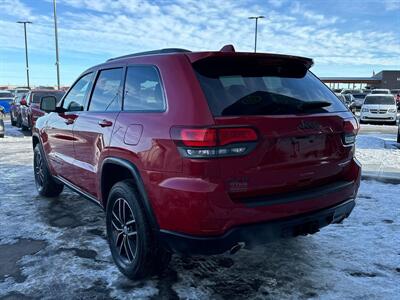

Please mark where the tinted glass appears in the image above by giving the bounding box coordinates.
[364,96,395,105]
[353,94,366,99]
[123,66,165,111]
[194,58,346,116]
[15,89,29,94]
[0,92,13,98]
[371,90,389,94]
[32,91,65,103]
[63,73,93,111]
[89,68,123,111]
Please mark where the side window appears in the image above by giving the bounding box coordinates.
[63,73,93,111]
[123,66,166,111]
[88,68,123,111]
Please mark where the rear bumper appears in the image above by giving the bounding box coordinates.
[159,198,356,255]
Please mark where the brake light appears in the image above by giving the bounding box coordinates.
[180,128,217,147]
[342,118,359,145]
[171,127,258,158]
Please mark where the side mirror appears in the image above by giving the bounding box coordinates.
[40,96,57,113]
[20,99,27,106]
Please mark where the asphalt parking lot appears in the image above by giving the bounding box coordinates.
[0,121,399,299]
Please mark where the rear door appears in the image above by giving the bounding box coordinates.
[46,73,94,182]
[193,56,356,199]
[72,67,124,197]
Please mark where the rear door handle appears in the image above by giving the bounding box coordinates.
[98,119,113,127]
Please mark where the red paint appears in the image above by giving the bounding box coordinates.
[34,49,361,238]
[21,90,65,129]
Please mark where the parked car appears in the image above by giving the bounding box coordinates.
[341,89,362,95]
[33,46,361,280]
[0,90,15,113]
[13,87,30,97]
[10,93,27,127]
[349,93,368,111]
[371,88,391,94]
[335,93,347,105]
[335,93,352,109]
[360,94,397,125]
[0,105,5,138]
[390,89,400,109]
[5,89,15,97]
[20,90,65,130]
[343,94,355,107]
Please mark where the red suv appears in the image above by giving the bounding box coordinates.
[32,46,361,279]
[20,90,65,131]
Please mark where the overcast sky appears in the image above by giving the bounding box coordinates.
[0,0,399,86]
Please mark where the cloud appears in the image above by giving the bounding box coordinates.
[0,0,34,20]
[383,0,400,11]
[0,0,399,85]
[290,1,338,26]
[268,0,286,8]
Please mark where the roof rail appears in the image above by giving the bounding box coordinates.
[107,48,191,61]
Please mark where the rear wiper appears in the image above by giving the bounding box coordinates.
[297,101,331,111]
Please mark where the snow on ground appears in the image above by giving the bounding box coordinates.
[356,126,400,177]
[0,121,399,299]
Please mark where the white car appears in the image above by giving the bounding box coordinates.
[371,89,391,94]
[360,94,397,125]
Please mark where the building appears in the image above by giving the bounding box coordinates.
[321,70,400,90]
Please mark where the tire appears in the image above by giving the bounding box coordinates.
[106,180,171,280]
[33,144,64,197]
[21,123,29,131]
[0,134,4,138]
[16,115,22,128]
[397,127,400,143]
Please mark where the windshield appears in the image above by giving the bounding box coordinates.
[0,92,13,98]
[193,58,346,116]
[15,89,30,94]
[364,96,395,105]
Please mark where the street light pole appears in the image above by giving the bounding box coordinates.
[248,16,264,53]
[53,0,61,90]
[17,21,32,88]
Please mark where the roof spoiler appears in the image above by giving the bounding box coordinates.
[220,44,235,52]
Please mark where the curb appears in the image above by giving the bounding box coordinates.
[362,173,400,184]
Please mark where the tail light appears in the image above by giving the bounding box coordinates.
[171,127,258,158]
[342,118,359,145]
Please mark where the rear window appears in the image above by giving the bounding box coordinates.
[193,57,346,116]
[364,96,395,105]
[353,94,366,99]
[123,66,166,111]
[32,91,64,103]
